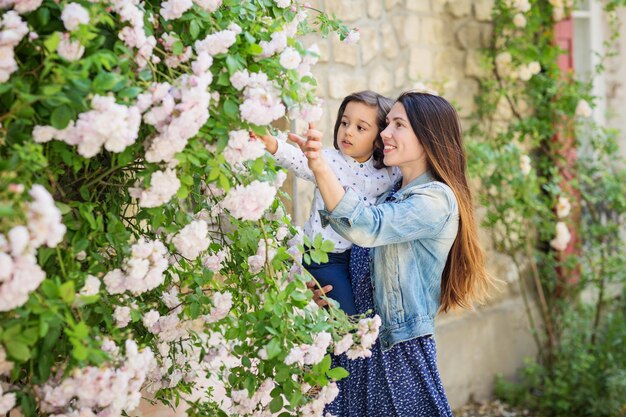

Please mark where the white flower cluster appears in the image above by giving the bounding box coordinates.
[495,52,541,81]
[275,0,291,8]
[284,331,332,366]
[129,168,181,208]
[143,310,190,342]
[194,23,241,56]
[161,32,193,68]
[172,220,211,260]
[288,99,324,123]
[519,154,532,176]
[556,196,571,219]
[0,185,66,312]
[237,70,286,125]
[299,383,339,417]
[550,221,571,251]
[202,248,228,272]
[347,316,382,359]
[248,239,277,274]
[141,72,212,163]
[2,0,42,14]
[147,339,202,393]
[223,130,266,165]
[279,46,301,70]
[343,28,360,45]
[57,33,85,61]
[575,99,592,118]
[160,0,193,20]
[0,347,13,376]
[549,0,573,21]
[221,180,277,222]
[37,340,155,417]
[203,291,233,323]
[192,0,223,12]
[230,378,275,415]
[506,0,531,13]
[0,11,28,82]
[33,95,141,158]
[61,3,89,32]
[103,238,169,295]
[112,0,156,68]
[0,384,15,415]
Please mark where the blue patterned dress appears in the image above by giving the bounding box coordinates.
[325,183,453,417]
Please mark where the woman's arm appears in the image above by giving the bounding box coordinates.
[319,186,456,247]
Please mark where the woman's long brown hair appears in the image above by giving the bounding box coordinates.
[397,91,492,312]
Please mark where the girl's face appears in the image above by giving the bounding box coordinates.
[337,101,379,163]
[381,102,427,170]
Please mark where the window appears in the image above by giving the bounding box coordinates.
[573,0,606,125]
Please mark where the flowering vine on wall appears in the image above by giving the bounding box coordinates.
[468,0,626,415]
[0,1,370,416]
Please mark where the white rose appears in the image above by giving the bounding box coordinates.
[61,3,90,31]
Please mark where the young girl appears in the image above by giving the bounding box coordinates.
[258,91,399,315]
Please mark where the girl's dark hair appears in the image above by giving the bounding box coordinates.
[396,91,492,313]
[332,91,393,169]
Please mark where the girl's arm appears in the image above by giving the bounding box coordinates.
[258,133,316,183]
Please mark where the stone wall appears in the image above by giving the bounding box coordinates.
[605,8,626,159]
[283,0,539,409]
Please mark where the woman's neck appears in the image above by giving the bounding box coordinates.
[400,163,428,188]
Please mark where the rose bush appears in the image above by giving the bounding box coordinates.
[0,1,371,416]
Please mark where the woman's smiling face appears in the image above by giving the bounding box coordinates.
[381,102,427,171]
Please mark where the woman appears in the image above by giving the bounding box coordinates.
[291,91,492,416]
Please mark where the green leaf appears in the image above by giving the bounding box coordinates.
[44,32,60,53]
[37,7,50,25]
[59,281,75,304]
[189,20,201,39]
[247,43,264,55]
[72,343,88,361]
[265,338,282,360]
[172,41,184,55]
[177,184,189,199]
[326,366,349,380]
[269,396,284,413]
[93,72,122,92]
[50,105,74,129]
[5,339,31,361]
[223,99,239,119]
[321,239,335,252]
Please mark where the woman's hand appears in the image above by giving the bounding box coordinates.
[250,132,278,154]
[288,123,329,174]
[306,280,333,308]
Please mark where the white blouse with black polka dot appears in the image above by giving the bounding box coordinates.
[273,139,401,253]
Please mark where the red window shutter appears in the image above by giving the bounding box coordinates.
[555,18,574,71]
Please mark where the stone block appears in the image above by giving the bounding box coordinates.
[367,0,383,18]
[385,0,402,10]
[392,15,407,47]
[465,48,490,79]
[369,64,393,94]
[456,21,491,49]
[494,95,513,120]
[409,47,434,80]
[324,0,365,22]
[360,26,380,65]
[446,0,471,18]
[394,63,407,88]
[381,23,399,59]
[317,39,330,63]
[312,67,328,97]
[446,78,479,117]
[328,72,368,99]
[403,15,421,44]
[473,0,495,21]
[434,49,465,79]
[432,0,447,13]
[405,0,431,12]
[331,34,359,67]
[421,16,446,46]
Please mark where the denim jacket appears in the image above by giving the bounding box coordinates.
[319,171,459,351]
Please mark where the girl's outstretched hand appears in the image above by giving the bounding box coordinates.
[249,131,278,154]
[288,123,328,173]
